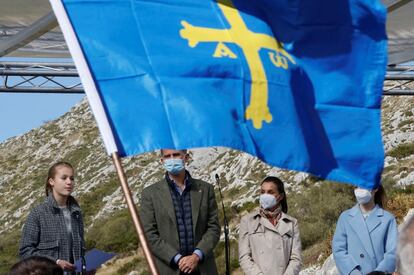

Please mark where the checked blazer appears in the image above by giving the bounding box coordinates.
[19,195,85,263]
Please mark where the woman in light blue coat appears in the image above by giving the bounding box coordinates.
[332,185,398,275]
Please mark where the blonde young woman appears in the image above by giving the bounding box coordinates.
[20,162,85,275]
[239,176,302,275]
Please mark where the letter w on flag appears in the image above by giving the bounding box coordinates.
[50,0,387,189]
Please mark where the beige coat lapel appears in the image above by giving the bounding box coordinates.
[260,217,277,232]
[276,214,293,237]
[249,212,263,233]
[254,211,292,236]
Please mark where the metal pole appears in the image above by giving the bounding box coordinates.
[0,12,58,57]
[386,66,414,72]
[111,152,160,275]
[385,75,414,81]
[1,69,79,76]
[215,174,230,275]
[0,62,76,68]
[0,88,84,94]
[383,90,414,96]
[387,0,414,13]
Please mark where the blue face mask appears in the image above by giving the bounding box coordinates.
[163,158,185,175]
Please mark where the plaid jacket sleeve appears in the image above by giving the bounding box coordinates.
[19,208,49,260]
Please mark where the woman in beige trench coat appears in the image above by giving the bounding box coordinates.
[239,176,302,275]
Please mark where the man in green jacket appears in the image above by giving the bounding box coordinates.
[140,149,220,275]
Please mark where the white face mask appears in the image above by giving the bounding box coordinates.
[259,194,277,210]
[354,188,372,204]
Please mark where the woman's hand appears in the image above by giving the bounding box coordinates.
[56,259,76,271]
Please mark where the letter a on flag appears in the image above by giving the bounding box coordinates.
[49,0,387,189]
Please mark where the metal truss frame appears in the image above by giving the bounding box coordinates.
[384,65,414,95]
[0,12,58,57]
[0,61,83,94]
[1,61,413,95]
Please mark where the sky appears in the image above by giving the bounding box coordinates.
[0,93,84,142]
[0,57,84,142]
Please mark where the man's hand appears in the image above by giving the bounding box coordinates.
[178,253,200,274]
[56,259,75,271]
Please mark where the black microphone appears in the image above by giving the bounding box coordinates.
[215,174,230,275]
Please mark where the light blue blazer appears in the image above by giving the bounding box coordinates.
[332,204,398,275]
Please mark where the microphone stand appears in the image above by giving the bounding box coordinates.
[79,237,86,275]
[215,174,230,275]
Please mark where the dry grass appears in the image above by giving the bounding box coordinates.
[387,193,414,224]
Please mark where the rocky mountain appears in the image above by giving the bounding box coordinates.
[0,95,413,274]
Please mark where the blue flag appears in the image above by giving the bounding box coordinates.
[51,0,387,189]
